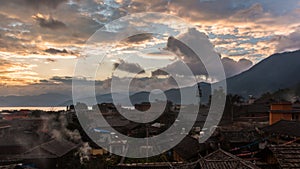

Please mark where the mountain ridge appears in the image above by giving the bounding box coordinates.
[0,50,299,106]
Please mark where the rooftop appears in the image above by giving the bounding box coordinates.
[262,120,300,137]
[173,136,202,162]
[17,138,80,159]
[199,149,260,169]
[269,144,300,169]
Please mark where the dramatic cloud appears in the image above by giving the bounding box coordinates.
[275,27,300,52]
[151,69,169,76]
[0,59,16,72]
[21,0,68,9]
[113,60,145,74]
[46,58,56,63]
[0,0,299,95]
[0,75,180,97]
[0,58,39,86]
[230,3,265,21]
[122,33,153,44]
[45,48,69,54]
[152,29,253,78]
[152,56,253,78]
[32,13,66,30]
[152,60,208,77]
[222,57,253,77]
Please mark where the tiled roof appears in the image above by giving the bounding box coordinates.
[107,162,189,169]
[269,144,300,169]
[173,136,201,161]
[198,149,260,169]
[262,120,300,137]
[221,129,261,143]
[108,149,260,169]
[17,138,79,159]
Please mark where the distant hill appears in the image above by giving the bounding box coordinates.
[255,83,300,103]
[0,93,70,107]
[61,92,130,106]
[226,50,300,97]
[1,50,299,107]
[129,82,211,105]
[129,50,300,104]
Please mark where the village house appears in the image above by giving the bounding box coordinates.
[268,144,300,169]
[198,149,260,169]
[172,136,202,162]
[261,120,300,144]
[0,118,81,169]
[108,149,260,169]
[269,102,300,125]
[1,110,31,121]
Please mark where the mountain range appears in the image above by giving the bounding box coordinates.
[0,50,299,107]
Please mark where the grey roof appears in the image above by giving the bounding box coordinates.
[19,138,79,159]
[262,120,300,137]
[198,149,260,169]
[108,149,259,169]
[269,144,300,169]
[107,162,197,169]
[221,129,260,143]
[173,136,201,161]
[107,149,260,169]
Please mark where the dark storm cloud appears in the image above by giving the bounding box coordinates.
[0,0,297,57]
[151,69,169,76]
[33,14,66,30]
[152,31,253,78]
[152,57,252,78]
[0,0,298,94]
[113,60,145,74]
[161,33,208,76]
[45,48,69,54]
[122,33,153,44]
[166,36,201,63]
[0,0,102,54]
[152,61,208,77]
[45,58,56,63]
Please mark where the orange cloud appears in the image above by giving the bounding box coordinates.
[0,58,39,86]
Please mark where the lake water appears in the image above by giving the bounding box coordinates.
[0,107,67,111]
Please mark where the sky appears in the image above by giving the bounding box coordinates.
[0,0,299,96]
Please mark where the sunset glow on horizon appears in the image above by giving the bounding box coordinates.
[0,0,299,96]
